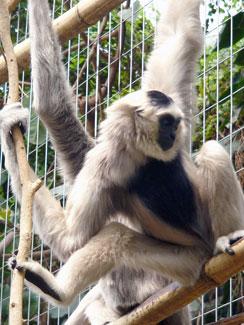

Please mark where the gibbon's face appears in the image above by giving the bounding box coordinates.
[106,90,185,161]
[128,89,185,160]
[147,90,182,151]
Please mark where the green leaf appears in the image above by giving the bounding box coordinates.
[26,109,47,145]
[213,12,244,51]
[219,71,244,104]
[0,172,8,186]
[0,194,7,204]
[234,48,244,65]
[0,209,11,220]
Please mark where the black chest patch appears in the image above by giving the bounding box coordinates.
[128,155,198,232]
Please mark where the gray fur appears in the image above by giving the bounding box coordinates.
[28,0,94,185]
[1,0,244,324]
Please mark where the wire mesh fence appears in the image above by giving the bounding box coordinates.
[0,0,243,324]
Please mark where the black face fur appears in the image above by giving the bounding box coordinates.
[147,90,173,107]
[158,114,181,151]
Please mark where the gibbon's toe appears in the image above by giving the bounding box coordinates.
[16,264,26,272]
[225,247,235,255]
[8,256,17,270]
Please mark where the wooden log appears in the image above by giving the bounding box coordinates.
[0,0,125,85]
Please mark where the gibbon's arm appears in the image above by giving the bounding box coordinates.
[28,0,94,185]
[142,0,203,139]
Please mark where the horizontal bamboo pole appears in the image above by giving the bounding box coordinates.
[110,238,244,325]
[0,0,125,85]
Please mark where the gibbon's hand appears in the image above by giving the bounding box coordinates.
[0,102,29,152]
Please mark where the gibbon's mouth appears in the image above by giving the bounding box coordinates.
[158,131,176,151]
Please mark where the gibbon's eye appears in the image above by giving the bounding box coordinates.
[160,114,175,127]
[147,90,173,107]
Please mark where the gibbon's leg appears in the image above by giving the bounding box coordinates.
[28,0,94,185]
[10,222,209,306]
[85,296,119,325]
[195,140,244,253]
[66,283,189,325]
[64,284,118,325]
[142,0,203,140]
[64,284,111,325]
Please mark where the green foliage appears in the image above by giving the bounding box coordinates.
[193,8,244,152]
[213,12,244,51]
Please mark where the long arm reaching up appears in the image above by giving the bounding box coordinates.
[142,0,203,142]
[28,0,94,185]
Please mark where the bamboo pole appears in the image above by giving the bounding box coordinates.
[110,238,244,325]
[0,0,125,85]
[0,1,42,324]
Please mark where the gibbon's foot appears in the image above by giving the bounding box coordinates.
[16,261,62,302]
[9,252,60,302]
[215,230,244,255]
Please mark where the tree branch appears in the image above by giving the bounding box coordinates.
[0,1,42,324]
